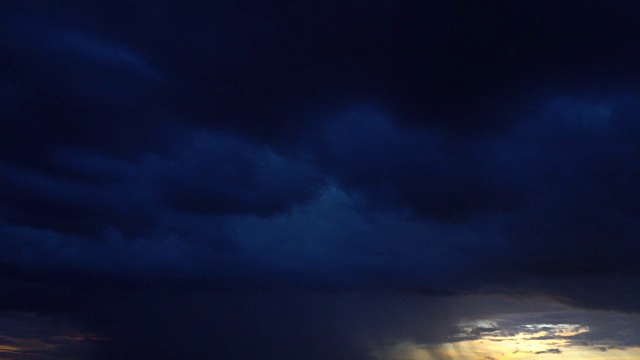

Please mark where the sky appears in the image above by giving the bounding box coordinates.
[1,1,640,359]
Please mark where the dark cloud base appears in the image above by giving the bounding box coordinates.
[1,1,640,359]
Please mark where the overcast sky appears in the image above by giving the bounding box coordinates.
[1,1,640,359]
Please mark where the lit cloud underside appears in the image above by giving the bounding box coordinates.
[374,337,640,360]
[0,312,108,360]
[435,338,640,360]
[372,296,640,360]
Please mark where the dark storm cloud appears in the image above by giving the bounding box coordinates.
[2,1,640,359]
[309,105,525,221]
[0,130,325,298]
[157,128,324,216]
[81,292,464,360]
[534,348,561,355]
[7,0,639,136]
[0,12,169,172]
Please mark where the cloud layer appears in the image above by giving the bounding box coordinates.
[1,1,640,358]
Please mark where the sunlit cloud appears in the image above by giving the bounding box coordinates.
[0,312,108,359]
[372,296,640,360]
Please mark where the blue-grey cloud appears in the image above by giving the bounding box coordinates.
[2,1,640,359]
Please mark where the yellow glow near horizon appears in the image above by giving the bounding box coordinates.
[373,319,640,360]
[374,340,640,360]
[0,334,57,356]
[434,339,640,360]
[0,344,20,352]
[0,332,108,359]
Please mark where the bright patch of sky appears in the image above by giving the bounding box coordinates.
[372,296,640,360]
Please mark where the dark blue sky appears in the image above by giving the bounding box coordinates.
[1,1,640,359]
